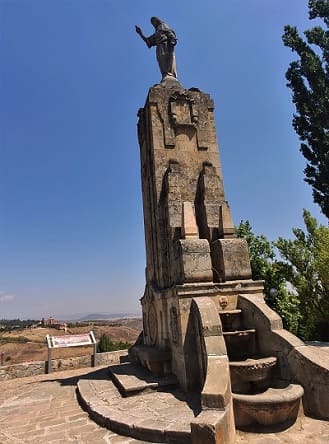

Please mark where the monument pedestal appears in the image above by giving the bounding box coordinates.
[133,84,243,442]
[74,16,329,442]
[131,83,329,441]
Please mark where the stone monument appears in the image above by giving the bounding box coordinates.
[131,17,329,443]
[78,18,329,444]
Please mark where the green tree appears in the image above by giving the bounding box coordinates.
[235,220,274,283]
[97,333,113,353]
[96,333,131,353]
[275,210,329,339]
[236,221,301,334]
[282,0,329,218]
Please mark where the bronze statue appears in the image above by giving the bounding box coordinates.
[135,17,177,80]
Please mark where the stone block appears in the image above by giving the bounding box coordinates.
[129,345,171,376]
[219,202,235,238]
[182,201,199,239]
[211,238,252,282]
[202,356,231,410]
[191,404,236,444]
[176,239,213,283]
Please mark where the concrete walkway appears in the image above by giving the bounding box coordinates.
[0,366,328,443]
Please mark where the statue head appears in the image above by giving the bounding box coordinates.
[151,17,162,28]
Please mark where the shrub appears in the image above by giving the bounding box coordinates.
[97,333,130,353]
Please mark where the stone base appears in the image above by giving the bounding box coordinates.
[158,75,184,90]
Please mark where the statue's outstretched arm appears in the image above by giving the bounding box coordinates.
[135,26,148,44]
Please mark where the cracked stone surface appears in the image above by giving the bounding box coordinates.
[0,365,328,443]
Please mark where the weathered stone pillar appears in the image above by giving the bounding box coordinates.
[136,84,250,388]
[138,86,226,288]
[133,83,255,444]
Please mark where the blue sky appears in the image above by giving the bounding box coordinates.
[0,0,327,319]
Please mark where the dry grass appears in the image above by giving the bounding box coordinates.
[0,319,142,365]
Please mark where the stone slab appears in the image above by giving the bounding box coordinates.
[0,366,151,443]
[78,372,199,443]
[109,362,178,396]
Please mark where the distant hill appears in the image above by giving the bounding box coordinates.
[53,312,141,322]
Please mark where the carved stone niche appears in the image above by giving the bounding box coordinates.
[211,238,252,282]
[168,90,209,151]
[169,91,198,128]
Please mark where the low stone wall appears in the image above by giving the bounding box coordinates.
[0,349,128,381]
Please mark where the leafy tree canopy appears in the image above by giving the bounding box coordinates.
[237,210,329,340]
[275,209,329,338]
[282,0,329,218]
[236,221,301,335]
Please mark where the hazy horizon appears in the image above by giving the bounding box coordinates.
[1,310,142,322]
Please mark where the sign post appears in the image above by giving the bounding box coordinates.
[46,331,97,373]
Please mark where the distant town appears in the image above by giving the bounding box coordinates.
[0,314,141,333]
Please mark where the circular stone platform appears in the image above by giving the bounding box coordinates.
[77,368,201,444]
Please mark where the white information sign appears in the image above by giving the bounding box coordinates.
[48,333,94,349]
[46,331,97,373]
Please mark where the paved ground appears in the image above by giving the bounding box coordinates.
[0,367,148,444]
[235,417,329,444]
[0,366,328,444]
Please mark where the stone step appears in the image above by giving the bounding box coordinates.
[109,362,178,396]
[233,383,304,428]
[223,329,256,336]
[77,370,198,443]
[218,309,242,315]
